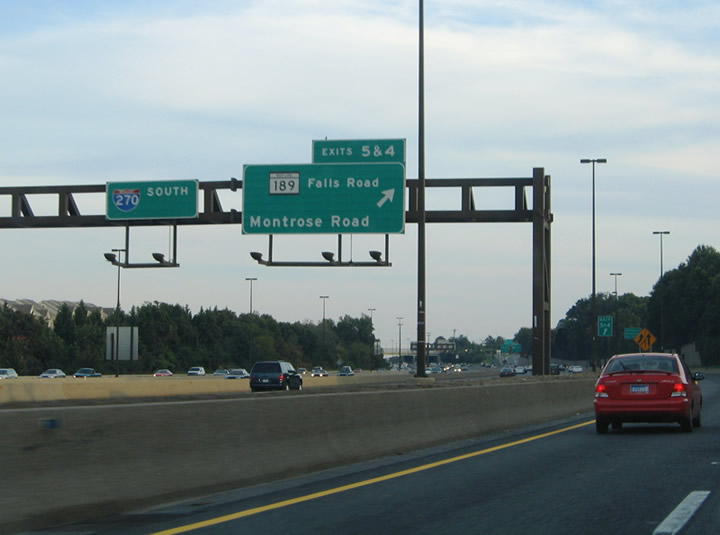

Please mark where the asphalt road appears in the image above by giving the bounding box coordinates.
[29,373,719,535]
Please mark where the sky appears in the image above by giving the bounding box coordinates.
[2,0,719,352]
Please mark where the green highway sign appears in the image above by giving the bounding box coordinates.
[106,180,198,220]
[598,315,613,337]
[624,327,642,340]
[242,163,405,235]
[312,139,406,164]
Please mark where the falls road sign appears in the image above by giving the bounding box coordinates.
[242,163,405,235]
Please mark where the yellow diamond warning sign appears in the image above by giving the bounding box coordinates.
[634,328,657,352]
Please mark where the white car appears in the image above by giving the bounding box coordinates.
[226,368,249,379]
[39,369,66,379]
[187,366,206,376]
[0,368,18,379]
[568,365,584,373]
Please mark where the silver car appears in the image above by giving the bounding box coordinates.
[0,368,18,379]
[39,369,66,378]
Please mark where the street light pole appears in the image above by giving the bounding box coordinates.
[397,317,403,369]
[610,272,622,356]
[653,231,670,350]
[581,158,607,371]
[653,231,670,278]
[320,295,329,357]
[416,0,427,378]
[110,248,126,378]
[245,277,257,314]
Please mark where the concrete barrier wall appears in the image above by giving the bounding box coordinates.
[0,373,413,403]
[1,379,595,532]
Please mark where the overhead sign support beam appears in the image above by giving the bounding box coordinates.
[249,233,391,267]
[0,171,552,373]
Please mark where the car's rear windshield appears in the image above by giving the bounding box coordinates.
[252,362,281,373]
[606,356,678,374]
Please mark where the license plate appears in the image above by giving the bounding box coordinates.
[261,378,269,383]
[630,384,649,394]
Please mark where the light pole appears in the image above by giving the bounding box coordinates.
[653,231,670,277]
[653,231,670,350]
[104,247,126,378]
[397,317,403,369]
[581,158,607,371]
[416,0,427,378]
[610,272,622,356]
[320,295,329,357]
[245,277,257,314]
[610,272,622,298]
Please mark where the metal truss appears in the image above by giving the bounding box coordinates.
[0,169,552,373]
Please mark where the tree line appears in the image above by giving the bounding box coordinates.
[550,245,720,366]
[0,302,384,375]
[2,245,719,375]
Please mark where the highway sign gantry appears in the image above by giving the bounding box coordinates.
[242,163,405,235]
[106,180,198,220]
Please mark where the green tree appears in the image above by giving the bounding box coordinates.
[649,245,720,364]
[53,303,75,346]
[514,327,533,358]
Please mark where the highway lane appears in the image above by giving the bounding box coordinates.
[31,373,719,535]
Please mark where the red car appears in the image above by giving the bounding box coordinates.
[153,369,173,377]
[594,353,704,433]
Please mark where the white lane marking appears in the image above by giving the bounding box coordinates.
[653,490,711,535]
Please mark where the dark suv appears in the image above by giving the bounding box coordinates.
[249,361,303,392]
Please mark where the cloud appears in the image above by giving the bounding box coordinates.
[1,1,719,348]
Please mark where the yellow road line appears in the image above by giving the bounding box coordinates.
[151,420,595,534]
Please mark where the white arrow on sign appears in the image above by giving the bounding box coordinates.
[376,189,395,208]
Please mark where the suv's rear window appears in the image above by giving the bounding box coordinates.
[252,362,281,373]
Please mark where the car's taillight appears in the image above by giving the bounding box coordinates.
[671,382,687,397]
[279,373,285,382]
[595,383,608,398]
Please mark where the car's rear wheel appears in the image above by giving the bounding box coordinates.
[692,407,702,428]
[596,418,609,434]
[680,413,693,432]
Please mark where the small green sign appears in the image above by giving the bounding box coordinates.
[106,180,198,220]
[598,315,613,337]
[624,327,642,340]
[312,139,406,164]
[242,163,405,235]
